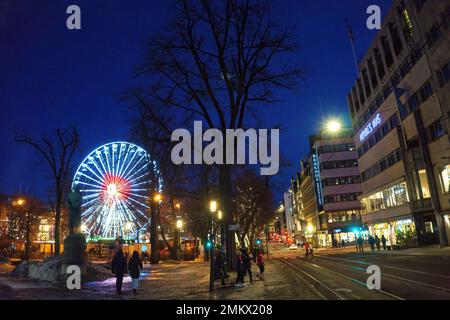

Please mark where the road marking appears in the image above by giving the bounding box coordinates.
[273,255,347,300]
[315,255,450,279]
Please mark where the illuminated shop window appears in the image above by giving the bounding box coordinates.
[440,165,450,193]
[417,170,431,199]
[362,182,409,214]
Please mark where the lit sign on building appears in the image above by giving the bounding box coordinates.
[312,150,324,211]
[359,113,382,143]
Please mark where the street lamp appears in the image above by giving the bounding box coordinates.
[210,200,217,214]
[209,200,218,292]
[176,219,183,230]
[153,193,162,204]
[325,120,342,133]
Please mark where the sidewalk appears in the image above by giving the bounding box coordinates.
[0,257,319,300]
[315,244,450,257]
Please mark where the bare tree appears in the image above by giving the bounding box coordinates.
[234,168,273,249]
[15,128,79,256]
[135,0,302,268]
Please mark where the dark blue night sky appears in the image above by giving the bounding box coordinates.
[0,0,391,199]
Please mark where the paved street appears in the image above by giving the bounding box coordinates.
[1,243,449,300]
[271,244,450,300]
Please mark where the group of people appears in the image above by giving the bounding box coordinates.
[356,234,388,252]
[225,247,264,288]
[332,238,347,249]
[368,234,387,251]
[111,249,143,295]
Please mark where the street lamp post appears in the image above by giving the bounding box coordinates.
[209,200,217,292]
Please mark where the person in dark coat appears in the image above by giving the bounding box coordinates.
[357,236,364,253]
[381,235,387,250]
[375,235,381,251]
[215,250,226,286]
[235,251,245,287]
[241,248,253,284]
[128,251,143,294]
[111,248,127,294]
[368,235,376,251]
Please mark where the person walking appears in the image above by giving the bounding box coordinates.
[111,248,127,294]
[304,241,310,256]
[256,251,265,280]
[235,251,245,287]
[368,235,376,251]
[357,236,364,253]
[241,248,253,284]
[215,250,226,286]
[375,235,381,251]
[308,243,314,257]
[128,250,143,295]
[341,239,346,249]
[381,235,387,250]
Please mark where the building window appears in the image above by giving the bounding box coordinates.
[362,149,402,182]
[361,182,409,214]
[389,22,404,56]
[427,24,441,47]
[381,36,394,68]
[420,81,433,101]
[439,61,450,86]
[417,170,431,199]
[439,165,450,193]
[374,48,386,79]
[429,120,447,141]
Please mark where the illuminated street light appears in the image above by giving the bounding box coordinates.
[307,225,314,233]
[81,224,87,232]
[153,193,162,203]
[14,198,26,206]
[175,203,181,210]
[210,200,217,213]
[326,120,342,133]
[218,210,223,220]
[125,222,132,231]
[176,219,183,230]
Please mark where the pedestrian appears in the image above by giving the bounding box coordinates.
[381,235,387,250]
[375,235,381,251]
[256,251,265,280]
[128,250,143,295]
[111,248,127,294]
[368,235,376,251]
[308,243,314,257]
[304,241,310,256]
[235,251,245,287]
[241,248,253,284]
[341,239,346,249]
[215,250,226,286]
[357,236,364,253]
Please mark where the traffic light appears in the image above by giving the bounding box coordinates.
[256,239,262,245]
[206,240,212,249]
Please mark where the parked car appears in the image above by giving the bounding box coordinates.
[289,244,299,250]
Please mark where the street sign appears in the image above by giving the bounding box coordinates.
[228,224,239,231]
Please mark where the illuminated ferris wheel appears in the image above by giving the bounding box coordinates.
[72,141,162,239]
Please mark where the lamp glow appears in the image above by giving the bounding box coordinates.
[326,120,342,133]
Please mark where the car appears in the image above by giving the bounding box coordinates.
[289,244,299,250]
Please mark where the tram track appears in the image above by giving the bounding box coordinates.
[312,254,450,295]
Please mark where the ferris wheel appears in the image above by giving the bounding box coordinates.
[72,141,162,239]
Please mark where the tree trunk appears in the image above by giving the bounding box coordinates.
[219,165,235,272]
[24,211,31,261]
[150,205,159,264]
[54,195,61,256]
